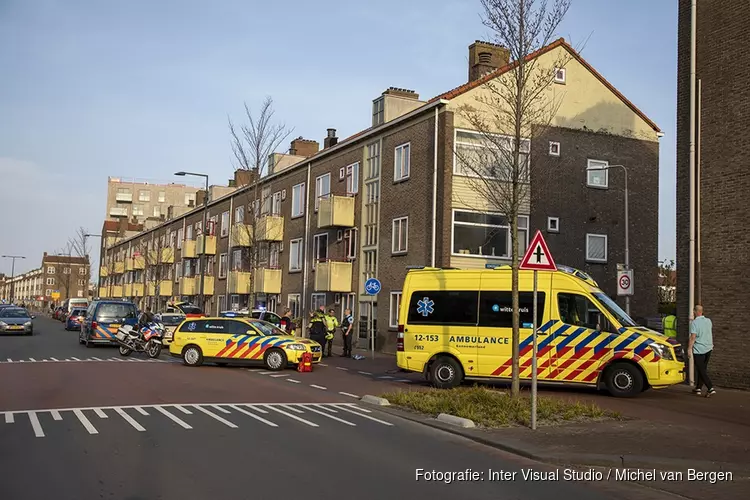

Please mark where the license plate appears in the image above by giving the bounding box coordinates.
[110,324,121,328]
[8,326,23,330]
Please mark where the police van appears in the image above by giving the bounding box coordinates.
[396,266,685,397]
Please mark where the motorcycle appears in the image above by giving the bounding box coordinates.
[115,322,164,359]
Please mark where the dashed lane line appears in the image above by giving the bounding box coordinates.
[310,384,327,390]
[378,376,394,379]
[286,378,301,384]
[336,366,349,371]
[269,373,288,378]
[339,392,360,399]
[358,371,372,375]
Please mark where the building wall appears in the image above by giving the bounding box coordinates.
[676,1,750,389]
[106,178,200,221]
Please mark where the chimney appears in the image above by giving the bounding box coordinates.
[196,190,207,207]
[372,87,424,126]
[468,41,510,82]
[289,137,319,158]
[234,169,255,187]
[324,128,338,148]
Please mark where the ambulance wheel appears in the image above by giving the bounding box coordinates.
[429,356,463,389]
[182,345,203,367]
[264,348,287,371]
[604,362,643,398]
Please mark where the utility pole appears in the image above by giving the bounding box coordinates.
[175,171,209,311]
[1,255,26,304]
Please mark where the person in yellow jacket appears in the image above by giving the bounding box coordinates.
[323,308,339,358]
[663,308,677,339]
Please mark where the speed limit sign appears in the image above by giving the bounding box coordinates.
[617,269,633,296]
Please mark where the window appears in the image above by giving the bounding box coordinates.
[206,255,215,276]
[153,206,162,217]
[406,291,478,325]
[547,217,560,233]
[221,211,230,237]
[313,233,328,268]
[47,267,54,274]
[46,289,51,296]
[261,186,271,215]
[344,228,358,260]
[391,217,408,254]
[554,67,566,84]
[288,294,301,319]
[77,291,84,298]
[177,228,184,249]
[132,205,144,216]
[289,238,303,271]
[292,183,305,217]
[175,262,181,280]
[230,295,240,310]
[586,159,609,188]
[139,190,150,202]
[186,225,193,241]
[557,293,601,330]
[63,267,71,274]
[452,210,529,258]
[183,260,191,278]
[46,278,55,285]
[346,163,359,194]
[479,291,545,328]
[235,206,244,224]
[364,181,379,246]
[372,97,384,126]
[169,231,176,248]
[185,193,196,206]
[158,191,166,203]
[366,142,381,179]
[311,293,327,312]
[389,291,402,328]
[79,267,86,275]
[586,234,608,263]
[549,141,560,156]
[78,279,86,286]
[454,129,530,180]
[271,192,282,215]
[269,243,280,268]
[394,143,410,181]
[315,173,331,211]
[232,249,242,271]
[219,253,228,278]
[217,295,226,315]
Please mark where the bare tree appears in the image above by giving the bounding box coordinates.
[454,0,571,397]
[228,97,292,310]
[68,227,92,293]
[139,231,175,311]
[55,242,75,301]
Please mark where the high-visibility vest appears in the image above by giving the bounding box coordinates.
[324,315,339,331]
[663,315,677,338]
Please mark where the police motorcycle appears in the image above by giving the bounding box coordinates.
[115,321,164,358]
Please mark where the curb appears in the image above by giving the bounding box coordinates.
[437,413,476,428]
[361,395,390,406]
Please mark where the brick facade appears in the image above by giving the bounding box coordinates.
[676,1,750,389]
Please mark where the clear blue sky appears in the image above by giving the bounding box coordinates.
[0,0,677,276]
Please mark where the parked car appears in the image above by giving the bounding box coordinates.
[0,307,34,335]
[54,306,66,321]
[219,309,281,326]
[166,301,204,318]
[80,300,138,348]
[65,308,87,331]
[154,312,186,346]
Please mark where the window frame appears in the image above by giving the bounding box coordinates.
[312,233,328,269]
[311,293,327,312]
[139,190,151,202]
[235,206,244,224]
[288,293,301,319]
[346,162,359,195]
[391,217,409,254]
[585,233,608,263]
[549,141,560,156]
[292,183,305,218]
[389,291,402,328]
[394,142,411,182]
[547,217,560,233]
[315,173,331,211]
[451,209,529,259]
[586,159,609,188]
[344,228,358,260]
[452,128,531,180]
[271,191,282,215]
[219,253,228,278]
[220,211,230,237]
[289,238,303,272]
[554,67,567,84]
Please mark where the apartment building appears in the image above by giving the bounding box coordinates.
[676,2,750,389]
[1,253,90,307]
[100,38,660,353]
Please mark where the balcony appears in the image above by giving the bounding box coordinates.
[132,255,145,270]
[98,287,108,298]
[314,261,353,292]
[179,277,196,296]
[109,207,128,217]
[148,280,173,297]
[147,281,156,296]
[123,283,133,296]
[132,283,145,297]
[161,247,175,263]
[182,239,197,258]
[318,195,355,228]
[256,215,284,241]
[254,268,282,295]
[196,235,217,255]
[111,285,123,298]
[231,224,252,247]
[115,192,132,203]
[228,271,252,294]
[100,266,109,277]
[200,276,215,295]
[114,261,125,274]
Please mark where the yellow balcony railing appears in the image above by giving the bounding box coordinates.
[147,281,156,296]
[256,215,284,241]
[159,280,173,297]
[228,271,252,294]
[254,268,282,294]
[179,277,196,296]
[99,266,109,277]
[98,287,108,298]
[125,259,134,271]
[196,235,217,255]
[318,195,355,228]
[161,247,175,263]
[231,224,252,247]
[133,255,145,269]
[200,276,215,295]
[314,261,353,292]
[111,285,123,298]
[182,240,197,258]
[132,283,145,297]
[114,261,125,274]
[123,283,133,296]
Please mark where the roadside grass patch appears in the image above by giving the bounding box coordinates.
[381,386,622,428]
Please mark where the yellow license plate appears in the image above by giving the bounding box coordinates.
[110,324,121,328]
[8,326,23,330]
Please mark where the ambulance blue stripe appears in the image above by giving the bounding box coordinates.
[575,331,601,353]
[618,327,628,334]
[594,334,617,354]
[273,339,294,347]
[235,335,251,346]
[259,337,277,349]
[538,324,570,350]
[613,333,640,352]
[520,332,535,349]
[634,339,651,355]
[555,327,587,350]
[538,320,557,333]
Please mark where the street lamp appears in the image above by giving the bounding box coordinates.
[175,171,209,312]
[1,255,26,304]
[586,163,630,316]
[84,234,102,298]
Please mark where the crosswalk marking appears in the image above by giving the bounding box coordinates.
[50,410,62,421]
[5,412,14,424]
[333,404,394,426]
[134,406,149,416]
[173,405,192,415]
[28,412,44,437]
[193,405,238,428]
[0,357,167,365]
[115,408,145,431]
[306,405,355,426]
[74,409,98,434]
[155,406,192,429]
[93,408,108,419]
[263,405,318,427]
[228,404,277,427]
[29,358,36,362]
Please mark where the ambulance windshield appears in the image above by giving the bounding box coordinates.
[592,292,637,327]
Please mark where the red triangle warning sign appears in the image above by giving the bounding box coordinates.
[520,230,557,271]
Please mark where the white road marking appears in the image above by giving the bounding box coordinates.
[211,405,231,414]
[317,405,338,412]
[5,412,14,424]
[42,359,48,362]
[286,378,301,384]
[269,373,288,378]
[339,392,360,398]
[50,410,62,421]
[394,379,411,383]
[336,366,349,371]
[229,405,278,427]
[333,404,394,426]
[318,363,328,366]
[91,357,103,361]
[115,408,145,431]
[134,406,149,416]
[342,403,372,413]
[280,404,304,414]
[28,412,44,437]
[6,358,11,363]
[358,371,372,375]
[310,384,327,390]
[127,359,137,362]
[378,376,394,379]
[112,357,126,362]
[263,405,318,427]
[50,357,59,362]
[247,405,268,414]
[135,359,147,362]
[19,360,24,363]
[307,405,356,426]
[107,358,116,362]
[73,409,98,434]
[29,358,36,362]
[93,408,108,419]
[71,357,81,361]
[155,406,192,429]
[257,371,274,375]
[193,405,238,428]
[173,405,192,414]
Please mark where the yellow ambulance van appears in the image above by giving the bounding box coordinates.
[396,265,685,397]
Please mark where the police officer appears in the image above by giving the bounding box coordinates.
[323,308,339,357]
[309,308,327,352]
[663,308,677,339]
[340,308,354,358]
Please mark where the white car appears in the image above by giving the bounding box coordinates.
[154,313,186,345]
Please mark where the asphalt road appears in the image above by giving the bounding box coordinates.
[0,316,675,500]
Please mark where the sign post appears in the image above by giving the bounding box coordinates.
[364,278,381,360]
[519,230,557,431]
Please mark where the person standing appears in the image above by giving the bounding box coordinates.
[309,309,327,352]
[340,308,354,358]
[663,308,677,339]
[279,308,295,335]
[689,305,715,397]
[323,308,339,358]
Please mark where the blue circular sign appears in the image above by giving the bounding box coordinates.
[492,304,500,312]
[364,278,381,296]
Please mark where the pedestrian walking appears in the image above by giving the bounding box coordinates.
[324,308,339,357]
[340,308,354,358]
[279,308,295,335]
[663,308,677,339]
[689,305,715,397]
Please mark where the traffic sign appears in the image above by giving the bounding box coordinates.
[364,278,381,295]
[520,230,557,271]
[617,269,633,296]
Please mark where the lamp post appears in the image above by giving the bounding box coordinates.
[84,234,102,298]
[175,171,209,312]
[586,164,630,316]
[1,255,26,304]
